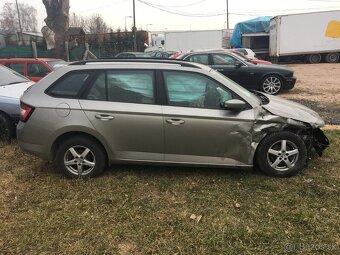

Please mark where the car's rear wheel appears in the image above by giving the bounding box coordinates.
[324,52,339,63]
[256,132,307,177]
[0,113,13,142]
[260,75,282,95]
[55,136,107,178]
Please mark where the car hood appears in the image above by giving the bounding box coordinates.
[262,94,325,128]
[0,81,34,99]
[251,63,292,71]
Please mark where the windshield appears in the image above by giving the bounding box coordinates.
[209,68,261,104]
[0,65,29,86]
[46,60,66,69]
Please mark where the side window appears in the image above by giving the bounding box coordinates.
[212,54,237,65]
[164,71,232,109]
[187,54,209,65]
[86,72,106,101]
[107,70,155,104]
[8,63,25,75]
[28,63,49,77]
[48,72,91,98]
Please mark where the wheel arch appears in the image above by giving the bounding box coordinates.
[51,131,110,164]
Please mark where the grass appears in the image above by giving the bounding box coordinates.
[0,130,339,255]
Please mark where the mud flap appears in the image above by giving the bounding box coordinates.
[313,128,329,156]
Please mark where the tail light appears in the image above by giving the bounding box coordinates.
[20,102,34,122]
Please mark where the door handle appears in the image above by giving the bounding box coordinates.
[95,114,114,121]
[166,119,185,125]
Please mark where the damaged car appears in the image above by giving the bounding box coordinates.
[17,59,329,178]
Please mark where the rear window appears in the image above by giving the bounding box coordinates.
[47,71,92,98]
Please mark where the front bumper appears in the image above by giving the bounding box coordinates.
[283,76,297,90]
[313,128,329,156]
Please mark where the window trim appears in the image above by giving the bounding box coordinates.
[161,69,251,110]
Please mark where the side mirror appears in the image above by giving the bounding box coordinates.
[234,62,242,68]
[224,99,247,111]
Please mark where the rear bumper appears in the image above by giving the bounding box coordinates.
[16,121,51,161]
[283,76,297,90]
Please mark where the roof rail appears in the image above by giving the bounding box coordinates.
[69,58,201,68]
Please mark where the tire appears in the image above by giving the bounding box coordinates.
[256,131,307,177]
[260,74,283,95]
[55,136,107,178]
[307,54,322,64]
[0,113,14,142]
[324,52,339,63]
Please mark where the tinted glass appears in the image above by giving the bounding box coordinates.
[0,65,29,86]
[212,54,237,65]
[48,72,91,97]
[28,63,49,77]
[187,54,209,65]
[107,70,155,104]
[8,63,25,75]
[164,71,232,109]
[86,72,106,101]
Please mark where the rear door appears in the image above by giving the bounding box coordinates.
[79,69,164,161]
[161,70,255,166]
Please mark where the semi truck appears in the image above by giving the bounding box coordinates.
[269,10,340,63]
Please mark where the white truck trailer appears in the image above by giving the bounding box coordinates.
[269,10,340,63]
[163,30,229,52]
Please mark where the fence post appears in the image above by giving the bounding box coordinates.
[65,41,70,62]
[32,41,37,58]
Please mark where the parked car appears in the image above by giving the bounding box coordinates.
[17,59,328,178]
[149,50,177,58]
[115,52,151,58]
[0,65,34,141]
[177,50,296,95]
[233,48,257,59]
[229,50,272,65]
[0,58,65,82]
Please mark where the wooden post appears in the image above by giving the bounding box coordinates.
[65,41,70,62]
[32,41,38,58]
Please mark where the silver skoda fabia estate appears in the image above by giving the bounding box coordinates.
[17,59,329,178]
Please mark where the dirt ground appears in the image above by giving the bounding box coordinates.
[279,63,340,125]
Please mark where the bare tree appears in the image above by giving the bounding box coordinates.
[69,12,87,29]
[42,0,69,59]
[0,2,37,32]
[86,14,109,34]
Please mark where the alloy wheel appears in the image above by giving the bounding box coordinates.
[262,76,282,95]
[64,145,96,176]
[267,140,299,171]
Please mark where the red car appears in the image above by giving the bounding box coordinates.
[0,58,65,82]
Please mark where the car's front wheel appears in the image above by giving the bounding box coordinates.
[260,75,282,95]
[256,132,307,177]
[55,136,107,178]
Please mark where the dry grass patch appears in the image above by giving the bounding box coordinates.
[0,130,339,254]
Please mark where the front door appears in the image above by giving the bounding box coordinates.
[162,70,255,166]
[79,69,164,161]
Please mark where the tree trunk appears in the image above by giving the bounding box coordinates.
[42,0,69,59]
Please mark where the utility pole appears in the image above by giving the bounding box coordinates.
[226,0,229,30]
[133,0,137,51]
[15,0,24,45]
